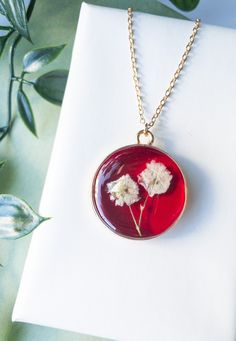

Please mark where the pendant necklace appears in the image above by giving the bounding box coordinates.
[92,8,201,239]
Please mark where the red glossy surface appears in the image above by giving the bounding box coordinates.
[92,145,186,239]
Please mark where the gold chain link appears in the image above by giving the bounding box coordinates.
[128,7,201,131]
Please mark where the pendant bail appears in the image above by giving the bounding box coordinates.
[137,128,154,145]
[144,123,149,133]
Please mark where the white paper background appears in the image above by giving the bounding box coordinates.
[13,3,236,341]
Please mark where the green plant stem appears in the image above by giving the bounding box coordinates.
[138,194,149,226]
[18,71,25,91]
[0,33,21,142]
[8,34,22,118]
[12,75,33,86]
[0,0,36,142]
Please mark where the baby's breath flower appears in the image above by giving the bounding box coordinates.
[107,174,140,207]
[138,160,172,197]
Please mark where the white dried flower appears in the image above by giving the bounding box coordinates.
[138,160,172,197]
[107,174,140,207]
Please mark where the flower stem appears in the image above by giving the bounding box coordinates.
[129,206,142,237]
[138,194,149,226]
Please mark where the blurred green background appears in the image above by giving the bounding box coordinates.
[0,1,186,340]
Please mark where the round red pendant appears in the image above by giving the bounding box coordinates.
[92,145,187,239]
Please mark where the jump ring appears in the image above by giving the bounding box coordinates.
[137,129,154,145]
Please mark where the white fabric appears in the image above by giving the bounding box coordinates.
[12,3,236,341]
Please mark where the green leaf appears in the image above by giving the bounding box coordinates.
[169,0,200,11]
[0,160,5,169]
[0,126,8,134]
[2,0,31,40]
[34,69,68,106]
[0,27,13,57]
[23,44,66,73]
[0,25,12,31]
[0,34,8,57]
[0,194,49,239]
[17,89,37,136]
[0,0,6,15]
[26,0,36,21]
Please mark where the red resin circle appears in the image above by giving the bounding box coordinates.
[92,145,187,239]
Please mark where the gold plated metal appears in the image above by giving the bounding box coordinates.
[137,129,154,145]
[92,144,188,240]
[128,8,201,134]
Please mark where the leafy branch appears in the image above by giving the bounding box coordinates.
[0,0,68,240]
[16,44,66,136]
[0,0,68,140]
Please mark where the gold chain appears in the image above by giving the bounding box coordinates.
[128,7,201,132]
